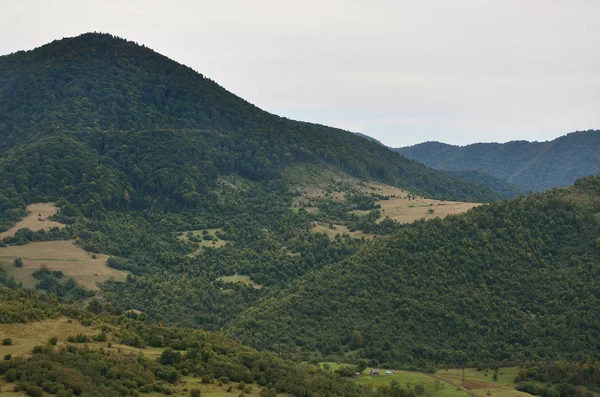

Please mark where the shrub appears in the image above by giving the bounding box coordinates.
[14,257,23,267]
[414,384,425,395]
[190,390,201,397]
[5,368,17,382]
[4,354,11,360]
[2,338,12,346]
[49,336,58,345]
[26,385,44,397]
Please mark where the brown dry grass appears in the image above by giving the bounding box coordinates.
[375,197,479,224]
[0,317,100,358]
[0,203,65,240]
[0,240,127,290]
[311,222,374,240]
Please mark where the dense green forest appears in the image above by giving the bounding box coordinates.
[396,130,600,192]
[0,32,599,396]
[0,32,503,211]
[225,175,600,368]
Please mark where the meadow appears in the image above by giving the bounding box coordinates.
[0,240,127,290]
[320,363,534,397]
[178,228,228,256]
[0,203,64,240]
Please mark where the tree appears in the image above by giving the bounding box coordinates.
[350,330,364,348]
[14,257,23,267]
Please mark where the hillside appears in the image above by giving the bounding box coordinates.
[0,32,503,211]
[225,174,600,367]
[1,32,599,396]
[0,282,368,397]
[396,130,600,192]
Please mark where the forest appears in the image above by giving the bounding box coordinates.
[0,33,598,397]
[396,130,600,192]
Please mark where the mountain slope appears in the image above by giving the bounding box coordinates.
[0,33,505,211]
[225,174,600,367]
[396,130,600,192]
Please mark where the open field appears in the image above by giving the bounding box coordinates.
[219,273,262,289]
[353,182,480,224]
[436,368,534,397]
[287,166,480,228]
[320,363,534,397]
[357,369,471,397]
[310,222,374,240]
[178,228,228,256]
[368,197,479,224]
[0,203,65,240]
[0,240,127,290]
[0,317,100,358]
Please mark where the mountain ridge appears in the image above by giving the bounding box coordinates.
[396,130,600,192]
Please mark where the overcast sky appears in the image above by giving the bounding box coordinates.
[1,0,598,147]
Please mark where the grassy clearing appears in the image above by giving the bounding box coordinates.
[357,369,471,397]
[286,166,479,227]
[310,222,374,240]
[0,317,100,358]
[436,368,533,397]
[0,240,127,290]
[178,228,227,257]
[320,363,532,397]
[0,203,65,240]
[219,273,262,289]
[355,182,479,224]
[375,197,479,224]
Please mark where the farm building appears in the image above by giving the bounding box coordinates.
[370,369,380,376]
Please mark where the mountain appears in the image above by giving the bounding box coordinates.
[1,32,599,393]
[395,130,600,192]
[0,32,504,217]
[444,170,524,198]
[226,174,600,367]
[353,132,385,146]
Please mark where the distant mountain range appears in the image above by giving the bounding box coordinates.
[395,130,600,192]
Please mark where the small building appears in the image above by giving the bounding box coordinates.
[370,369,380,376]
[355,372,362,377]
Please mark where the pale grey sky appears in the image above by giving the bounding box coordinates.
[1,0,598,146]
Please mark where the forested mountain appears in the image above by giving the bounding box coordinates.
[0,32,503,212]
[226,174,600,368]
[0,32,599,395]
[396,130,600,192]
[444,170,524,199]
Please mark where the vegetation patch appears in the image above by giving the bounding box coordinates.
[311,222,374,240]
[219,274,262,289]
[0,240,127,290]
[178,228,228,256]
[0,317,99,358]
